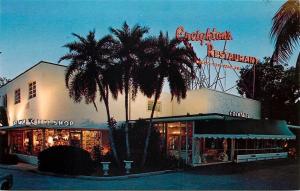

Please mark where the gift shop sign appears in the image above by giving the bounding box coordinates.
[175,26,259,66]
[13,119,74,127]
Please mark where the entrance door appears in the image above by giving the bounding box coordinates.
[166,122,193,165]
[24,130,33,155]
[70,132,82,148]
[167,134,180,158]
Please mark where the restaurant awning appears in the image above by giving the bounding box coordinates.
[194,119,296,140]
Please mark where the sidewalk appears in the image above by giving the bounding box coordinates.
[0,162,176,181]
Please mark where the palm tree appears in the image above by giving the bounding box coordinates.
[270,0,300,65]
[140,32,195,167]
[110,22,150,159]
[59,31,122,165]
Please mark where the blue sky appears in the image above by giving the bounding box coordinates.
[0,0,298,94]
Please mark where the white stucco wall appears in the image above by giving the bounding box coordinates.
[172,89,261,119]
[0,62,173,126]
[0,61,261,127]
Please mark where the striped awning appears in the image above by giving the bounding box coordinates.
[194,119,296,140]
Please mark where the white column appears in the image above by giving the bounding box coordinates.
[231,138,235,161]
[185,122,188,164]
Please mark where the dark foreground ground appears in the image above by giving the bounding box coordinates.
[0,159,299,190]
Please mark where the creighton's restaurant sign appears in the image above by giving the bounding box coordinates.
[13,119,74,127]
[175,26,259,66]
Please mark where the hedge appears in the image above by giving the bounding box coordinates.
[38,145,95,175]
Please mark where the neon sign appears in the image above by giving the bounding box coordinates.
[207,43,258,65]
[175,26,259,66]
[176,26,232,45]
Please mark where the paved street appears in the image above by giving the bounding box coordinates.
[0,159,299,190]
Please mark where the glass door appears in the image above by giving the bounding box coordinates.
[70,131,82,148]
[166,122,193,165]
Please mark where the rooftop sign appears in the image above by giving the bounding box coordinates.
[175,26,259,67]
[176,26,232,45]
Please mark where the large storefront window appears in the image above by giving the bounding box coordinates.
[33,129,44,155]
[9,129,106,157]
[82,130,101,155]
[235,139,285,155]
[193,138,232,164]
[203,138,231,163]
[45,129,70,148]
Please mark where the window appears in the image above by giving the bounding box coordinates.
[3,94,7,107]
[29,81,36,99]
[15,89,21,104]
[147,100,162,112]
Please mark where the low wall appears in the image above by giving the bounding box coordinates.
[236,152,288,163]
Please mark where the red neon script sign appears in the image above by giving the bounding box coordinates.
[176,26,259,65]
[176,26,232,45]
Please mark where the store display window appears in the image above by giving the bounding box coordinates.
[9,129,106,157]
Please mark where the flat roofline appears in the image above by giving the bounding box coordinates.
[0,125,109,130]
[288,125,300,129]
[0,61,66,89]
[129,113,248,123]
[188,88,259,102]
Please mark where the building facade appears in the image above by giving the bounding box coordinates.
[0,61,295,165]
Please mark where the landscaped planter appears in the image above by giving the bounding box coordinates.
[123,160,133,174]
[101,162,111,176]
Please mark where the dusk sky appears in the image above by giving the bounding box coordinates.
[0,0,298,94]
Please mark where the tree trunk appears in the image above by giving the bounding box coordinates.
[103,97,120,166]
[124,84,131,159]
[296,52,300,89]
[97,80,120,166]
[141,90,160,167]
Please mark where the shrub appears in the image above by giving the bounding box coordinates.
[0,154,18,165]
[92,145,102,164]
[38,145,95,175]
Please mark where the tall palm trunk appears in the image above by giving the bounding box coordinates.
[296,53,300,88]
[124,82,131,159]
[141,85,161,167]
[103,97,120,166]
[97,79,119,165]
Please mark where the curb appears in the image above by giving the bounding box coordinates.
[69,170,176,181]
[0,164,178,181]
[0,164,35,172]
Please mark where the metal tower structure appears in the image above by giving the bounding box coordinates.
[183,40,256,97]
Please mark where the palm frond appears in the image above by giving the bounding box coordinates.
[271,0,300,64]
[72,33,88,44]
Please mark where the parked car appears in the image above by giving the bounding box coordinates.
[0,174,13,190]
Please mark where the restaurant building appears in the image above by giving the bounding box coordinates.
[0,61,295,165]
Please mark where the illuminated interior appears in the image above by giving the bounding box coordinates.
[155,122,193,164]
[155,121,289,166]
[8,129,109,158]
